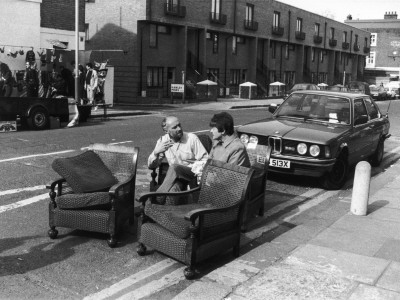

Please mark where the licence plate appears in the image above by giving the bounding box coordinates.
[269,158,290,168]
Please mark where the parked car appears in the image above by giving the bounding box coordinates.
[237,91,390,190]
[348,81,371,96]
[370,87,388,101]
[284,83,319,98]
[326,85,349,92]
[385,81,400,99]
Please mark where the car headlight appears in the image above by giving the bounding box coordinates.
[240,134,249,144]
[297,143,307,155]
[309,145,320,157]
[249,136,258,144]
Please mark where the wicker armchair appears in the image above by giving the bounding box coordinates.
[242,145,272,232]
[47,143,139,247]
[149,134,213,192]
[136,159,254,279]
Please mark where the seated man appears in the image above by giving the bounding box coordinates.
[148,116,208,197]
[209,112,250,167]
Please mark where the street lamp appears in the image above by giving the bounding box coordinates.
[388,50,400,80]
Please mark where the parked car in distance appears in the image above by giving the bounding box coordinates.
[348,81,371,96]
[284,83,319,98]
[326,85,349,92]
[370,87,388,101]
[237,91,390,190]
[385,81,400,99]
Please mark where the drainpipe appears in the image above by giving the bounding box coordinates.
[233,0,237,34]
[324,22,327,49]
[288,10,291,43]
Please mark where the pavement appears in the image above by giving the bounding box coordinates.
[93,98,400,299]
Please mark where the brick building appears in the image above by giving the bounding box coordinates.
[345,12,400,85]
[85,0,370,104]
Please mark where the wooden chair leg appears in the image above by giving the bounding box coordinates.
[107,234,117,248]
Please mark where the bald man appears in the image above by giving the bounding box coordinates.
[148,116,208,201]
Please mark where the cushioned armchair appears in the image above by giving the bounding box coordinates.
[242,145,272,232]
[136,159,254,279]
[47,143,139,247]
[149,134,213,192]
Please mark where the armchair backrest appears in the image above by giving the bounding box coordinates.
[196,134,213,153]
[89,143,139,182]
[198,159,254,208]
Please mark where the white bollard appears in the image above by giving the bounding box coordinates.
[350,161,371,216]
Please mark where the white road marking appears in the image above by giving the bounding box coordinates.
[0,150,75,163]
[0,193,48,214]
[116,267,186,300]
[0,185,46,196]
[109,141,133,145]
[83,259,178,300]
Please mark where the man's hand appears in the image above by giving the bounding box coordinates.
[154,139,174,156]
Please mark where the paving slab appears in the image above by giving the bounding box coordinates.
[309,227,388,257]
[367,207,400,224]
[348,283,400,300]
[376,261,400,293]
[369,190,400,209]
[173,281,231,300]
[331,214,400,240]
[374,239,400,262]
[232,262,357,300]
[285,244,390,285]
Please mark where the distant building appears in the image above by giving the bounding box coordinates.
[85,0,370,103]
[0,0,85,79]
[345,12,400,85]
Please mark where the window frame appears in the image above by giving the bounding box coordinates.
[343,31,347,43]
[147,66,164,88]
[314,23,320,36]
[366,51,376,67]
[273,11,280,27]
[330,27,335,39]
[296,18,303,32]
[245,3,254,22]
[370,33,377,46]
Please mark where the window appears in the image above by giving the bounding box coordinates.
[147,67,163,87]
[330,27,335,39]
[212,32,219,53]
[370,33,377,46]
[211,0,221,14]
[207,68,219,82]
[314,23,320,36]
[364,37,368,47]
[85,23,90,41]
[245,3,254,22]
[285,44,289,59]
[366,51,375,67]
[230,69,241,85]
[157,25,171,34]
[206,32,211,39]
[354,98,368,123]
[149,24,157,48]
[320,50,324,63]
[364,97,379,119]
[237,36,245,44]
[232,37,237,54]
[343,31,347,42]
[355,34,359,44]
[273,11,280,27]
[270,41,276,59]
[296,18,303,32]
[311,48,315,62]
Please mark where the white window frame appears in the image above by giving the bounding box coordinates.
[296,18,302,32]
[273,11,280,27]
[366,51,376,67]
[370,33,377,47]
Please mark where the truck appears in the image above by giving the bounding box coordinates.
[0,96,91,130]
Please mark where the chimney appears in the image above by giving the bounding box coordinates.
[384,11,398,19]
[347,14,352,20]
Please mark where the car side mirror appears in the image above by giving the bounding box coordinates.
[269,104,278,114]
[354,115,369,125]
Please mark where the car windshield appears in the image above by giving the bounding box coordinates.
[275,93,351,125]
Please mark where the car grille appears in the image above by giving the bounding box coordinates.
[268,136,282,153]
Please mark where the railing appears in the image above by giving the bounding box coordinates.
[295,31,306,40]
[363,46,370,54]
[329,39,337,47]
[354,43,360,51]
[244,19,258,31]
[342,42,350,50]
[313,35,323,44]
[164,3,186,17]
[209,12,227,25]
[272,26,284,36]
[187,50,204,78]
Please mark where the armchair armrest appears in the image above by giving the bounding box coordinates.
[137,187,201,204]
[46,178,66,190]
[184,202,240,222]
[108,174,135,198]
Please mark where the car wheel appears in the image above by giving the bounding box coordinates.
[321,153,348,190]
[370,139,384,167]
[27,107,49,130]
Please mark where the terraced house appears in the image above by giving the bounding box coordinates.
[86,0,371,103]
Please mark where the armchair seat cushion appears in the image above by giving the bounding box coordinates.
[52,151,117,193]
[56,192,111,210]
[144,202,209,239]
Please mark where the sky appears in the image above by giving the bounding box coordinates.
[277,0,400,22]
